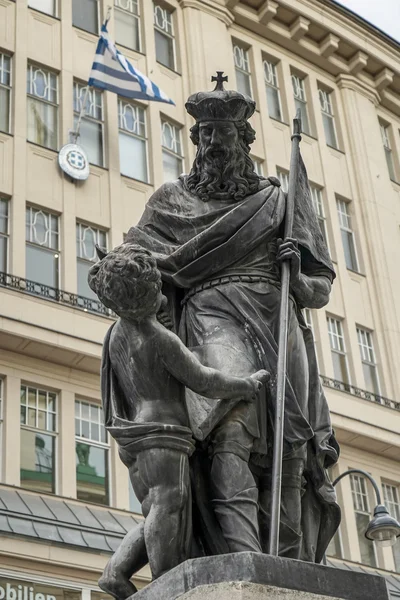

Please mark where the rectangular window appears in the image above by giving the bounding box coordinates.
[380,122,396,181]
[0,198,9,273]
[382,483,400,572]
[327,317,350,384]
[28,0,57,17]
[252,158,263,176]
[73,83,104,167]
[119,99,148,182]
[263,60,282,121]
[357,328,380,395]
[162,120,183,182]
[154,3,175,71]
[291,74,310,135]
[319,88,338,149]
[0,53,11,134]
[75,399,109,505]
[350,473,377,567]
[20,385,57,494]
[72,0,98,35]
[27,64,58,151]
[337,198,358,271]
[114,0,141,51]
[26,207,59,292]
[310,185,328,247]
[233,43,252,98]
[276,168,289,193]
[76,222,107,300]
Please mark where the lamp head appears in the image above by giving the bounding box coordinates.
[365,504,400,547]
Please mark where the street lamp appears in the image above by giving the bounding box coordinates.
[333,468,400,548]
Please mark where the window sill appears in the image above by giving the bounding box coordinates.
[390,178,400,188]
[28,7,60,21]
[0,130,13,139]
[115,43,146,58]
[27,140,59,155]
[121,173,154,188]
[270,116,290,127]
[156,60,182,77]
[327,144,345,156]
[73,25,99,39]
[301,131,318,142]
[347,268,366,280]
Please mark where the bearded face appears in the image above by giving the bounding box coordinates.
[186,120,260,202]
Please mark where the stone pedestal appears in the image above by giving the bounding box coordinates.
[132,552,389,600]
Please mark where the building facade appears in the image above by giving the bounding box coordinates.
[0,0,400,597]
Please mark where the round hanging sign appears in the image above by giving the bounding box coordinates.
[58,143,90,181]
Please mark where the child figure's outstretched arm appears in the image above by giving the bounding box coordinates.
[157,327,269,399]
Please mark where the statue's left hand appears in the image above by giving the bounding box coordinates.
[157,295,174,330]
[276,237,301,284]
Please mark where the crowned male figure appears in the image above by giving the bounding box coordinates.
[126,75,340,562]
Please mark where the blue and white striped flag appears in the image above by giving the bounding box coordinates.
[88,22,175,105]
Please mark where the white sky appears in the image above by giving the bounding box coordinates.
[335,0,400,42]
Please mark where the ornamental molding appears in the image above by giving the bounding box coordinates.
[336,74,381,106]
[178,0,234,27]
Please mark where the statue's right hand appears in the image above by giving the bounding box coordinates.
[243,369,270,401]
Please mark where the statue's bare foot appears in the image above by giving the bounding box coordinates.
[98,572,138,600]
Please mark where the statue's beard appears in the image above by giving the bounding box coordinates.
[186,141,260,202]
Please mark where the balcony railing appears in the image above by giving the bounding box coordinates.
[0,271,113,318]
[320,375,400,413]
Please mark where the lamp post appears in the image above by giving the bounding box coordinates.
[333,469,400,548]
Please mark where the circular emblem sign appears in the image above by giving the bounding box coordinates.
[58,143,90,181]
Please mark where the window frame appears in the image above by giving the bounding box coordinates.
[291,72,311,136]
[114,0,142,53]
[20,383,58,495]
[153,2,177,72]
[161,118,184,182]
[350,472,378,567]
[252,157,263,176]
[72,0,100,36]
[318,87,339,149]
[25,205,60,291]
[28,0,58,18]
[327,316,350,384]
[276,168,289,193]
[76,221,108,299]
[336,197,359,272]
[233,41,253,99]
[0,197,9,274]
[356,327,381,395]
[310,184,329,250]
[263,58,283,122]
[382,482,400,572]
[379,120,397,182]
[0,52,12,135]
[75,398,110,506]
[27,63,59,151]
[73,81,105,168]
[118,98,149,183]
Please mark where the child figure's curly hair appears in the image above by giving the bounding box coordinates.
[88,244,162,320]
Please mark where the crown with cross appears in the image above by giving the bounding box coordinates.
[185,72,256,123]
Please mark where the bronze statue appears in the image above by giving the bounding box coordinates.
[94,75,340,598]
[88,243,269,597]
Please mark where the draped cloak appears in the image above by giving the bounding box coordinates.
[124,173,341,563]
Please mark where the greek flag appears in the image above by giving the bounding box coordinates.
[88,22,175,105]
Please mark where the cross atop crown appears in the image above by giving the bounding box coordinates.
[211,71,228,91]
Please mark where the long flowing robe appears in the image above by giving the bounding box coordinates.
[125,173,340,562]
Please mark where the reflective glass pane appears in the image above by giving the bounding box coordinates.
[294,99,310,135]
[28,0,56,16]
[332,351,349,384]
[74,116,103,166]
[28,408,36,427]
[341,229,358,271]
[38,390,47,410]
[27,98,58,150]
[0,87,10,134]
[28,388,37,407]
[362,363,380,395]
[266,85,282,121]
[356,512,376,567]
[20,405,26,424]
[26,245,58,288]
[236,69,252,97]
[38,410,46,430]
[115,9,140,51]
[0,236,7,272]
[323,113,338,148]
[20,429,55,494]
[119,132,148,182]
[162,151,182,183]
[76,442,109,505]
[385,147,396,181]
[82,403,90,419]
[82,420,90,438]
[155,29,174,70]
[77,259,96,299]
[72,0,98,34]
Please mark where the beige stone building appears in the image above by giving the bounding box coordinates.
[0,0,400,597]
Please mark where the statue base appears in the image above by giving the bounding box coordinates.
[132,552,389,600]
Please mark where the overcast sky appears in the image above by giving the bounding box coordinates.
[335,0,400,42]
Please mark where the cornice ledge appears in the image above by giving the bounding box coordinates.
[336,74,380,106]
[178,0,234,27]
